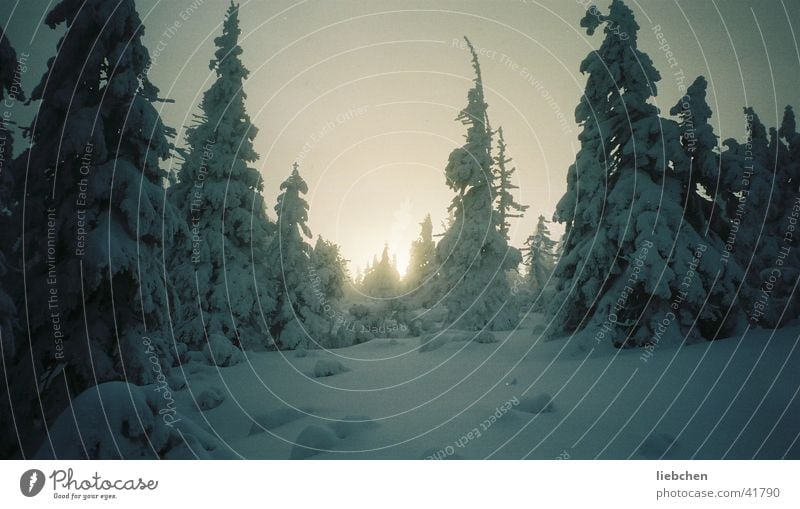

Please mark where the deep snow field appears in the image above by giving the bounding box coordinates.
[162,314,800,459]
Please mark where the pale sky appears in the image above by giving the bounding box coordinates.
[3,0,800,274]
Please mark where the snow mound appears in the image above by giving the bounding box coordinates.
[409,305,448,332]
[517,394,555,414]
[638,432,677,459]
[36,382,227,459]
[168,374,187,390]
[312,359,349,378]
[290,425,338,459]
[248,407,311,435]
[474,330,497,343]
[328,415,379,439]
[204,333,244,367]
[294,348,314,358]
[196,387,225,411]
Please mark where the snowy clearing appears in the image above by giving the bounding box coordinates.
[153,315,800,459]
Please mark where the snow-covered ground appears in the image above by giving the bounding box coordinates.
[163,314,800,459]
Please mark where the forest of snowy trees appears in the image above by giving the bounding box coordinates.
[0,0,798,459]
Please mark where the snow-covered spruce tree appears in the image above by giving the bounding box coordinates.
[361,244,401,298]
[719,137,747,236]
[493,126,528,240]
[353,267,364,287]
[780,106,800,173]
[436,37,521,331]
[0,32,24,361]
[778,107,800,234]
[310,235,348,304]
[668,77,751,325]
[551,0,741,347]
[524,215,557,296]
[733,108,799,327]
[669,76,726,235]
[767,122,794,238]
[0,32,25,458]
[780,106,797,144]
[268,164,330,349]
[773,106,800,324]
[7,0,182,456]
[169,2,276,356]
[723,109,775,289]
[779,105,800,249]
[404,214,438,307]
[309,235,360,346]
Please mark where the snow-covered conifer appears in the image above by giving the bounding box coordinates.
[669,76,725,233]
[727,109,774,287]
[524,215,556,296]
[0,32,24,360]
[268,164,330,349]
[734,109,799,326]
[310,235,348,303]
[493,127,528,240]
[551,0,742,346]
[169,2,276,353]
[361,244,401,298]
[8,0,182,456]
[0,32,25,458]
[436,37,521,330]
[778,107,800,218]
[404,214,438,306]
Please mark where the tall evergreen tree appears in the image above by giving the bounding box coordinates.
[669,76,724,234]
[310,235,348,303]
[404,214,438,306]
[362,244,401,298]
[524,215,557,295]
[169,2,276,353]
[779,105,800,239]
[778,107,800,225]
[780,106,800,170]
[669,77,752,328]
[493,126,528,240]
[768,124,793,231]
[7,0,182,456]
[738,109,799,326]
[0,33,25,457]
[551,0,741,346]
[728,109,774,286]
[268,163,329,349]
[0,32,24,361]
[436,37,521,330]
[775,106,800,323]
[780,106,796,141]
